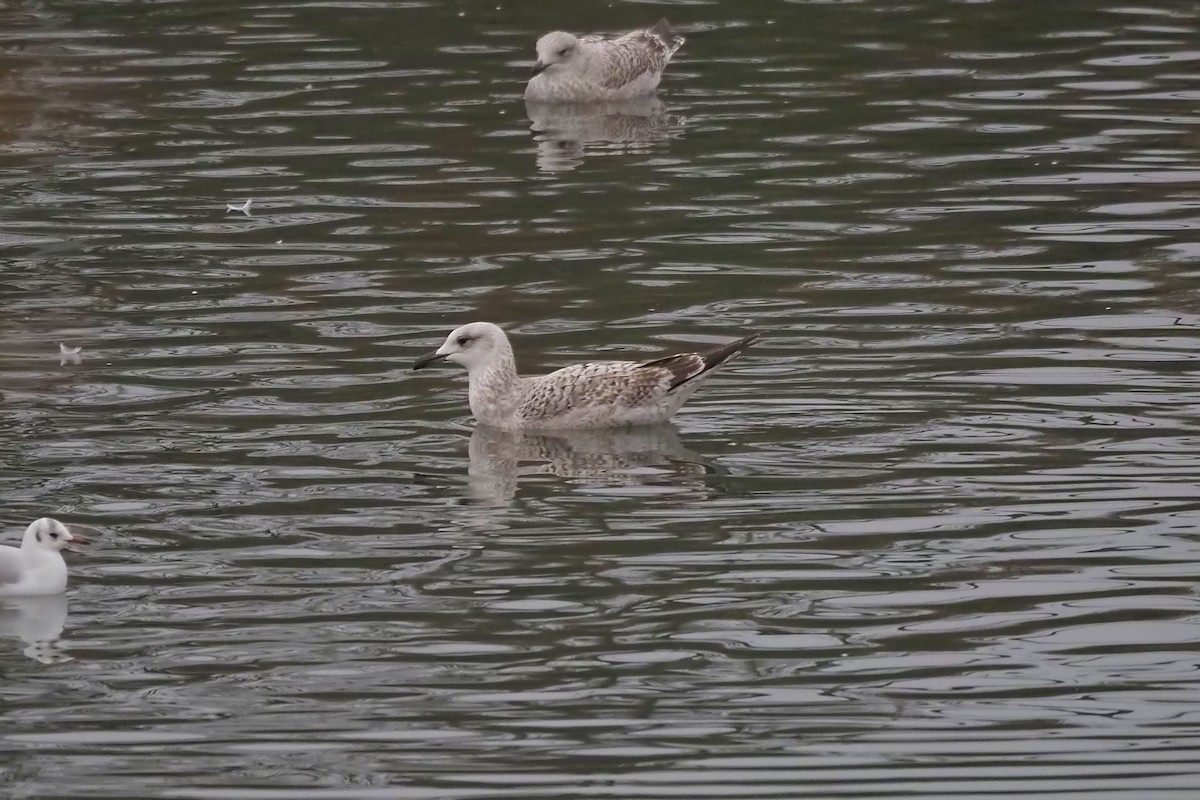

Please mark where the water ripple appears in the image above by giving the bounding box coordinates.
[2,1,1200,798]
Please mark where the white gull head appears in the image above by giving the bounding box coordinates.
[531,31,580,78]
[23,518,77,553]
[412,322,513,375]
[1,517,88,596]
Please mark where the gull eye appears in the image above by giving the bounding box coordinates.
[49,531,59,540]
[456,335,470,346]
[558,47,569,57]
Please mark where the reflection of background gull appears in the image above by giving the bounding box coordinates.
[0,594,70,664]
[526,97,683,172]
[467,423,713,502]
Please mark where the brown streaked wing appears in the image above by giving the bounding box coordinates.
[517,362,672,421]
[599,32,670,90]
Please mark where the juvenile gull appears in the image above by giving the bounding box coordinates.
[412,322,761,430]
[525,19,685,103]
[0,518,87,597]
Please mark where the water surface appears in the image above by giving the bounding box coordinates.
[2,1,1200,797]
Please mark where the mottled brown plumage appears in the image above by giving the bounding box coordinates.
[413,323,761,431]
[526,19,686,103]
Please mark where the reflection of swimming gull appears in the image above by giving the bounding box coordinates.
[58,342,82,366]
[467,424,711,502]
[412,322,762,430]
[526,96,682,171]
[526,19,685,103]
[0,594,70,664]
[0,518,88,596]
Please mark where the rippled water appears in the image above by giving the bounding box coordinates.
[2,1,1200,797]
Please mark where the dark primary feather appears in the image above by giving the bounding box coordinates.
[639,333,763,391]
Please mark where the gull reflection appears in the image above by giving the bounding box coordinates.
[225,198,253,215]
[58,342,82,366]
[0,594,70,664]
[467,423,713,503]
[526,97,683,172]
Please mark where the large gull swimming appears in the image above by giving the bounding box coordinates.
[525,19,685,104]
[0,518,87,596]
[412,322,760,430]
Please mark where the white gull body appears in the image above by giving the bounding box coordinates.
[413,322,761,431]
[525,19,685,103]
[0,518,81,596]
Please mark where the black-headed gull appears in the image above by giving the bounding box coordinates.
[0,518,87,596]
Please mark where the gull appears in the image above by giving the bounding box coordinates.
[0,518,87,597]
[413,322,761,430]
[58,343,82,366]
[226,199,253,215]
[525,19,685,104]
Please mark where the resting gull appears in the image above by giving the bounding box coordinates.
[0,518,87,596]
[525,19,685,103]
[412,322,761,430]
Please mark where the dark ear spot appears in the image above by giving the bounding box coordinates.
[35,531,42,544]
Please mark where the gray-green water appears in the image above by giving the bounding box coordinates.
[2,1,1200,797]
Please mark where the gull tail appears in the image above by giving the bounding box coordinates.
[640,332,763,392]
